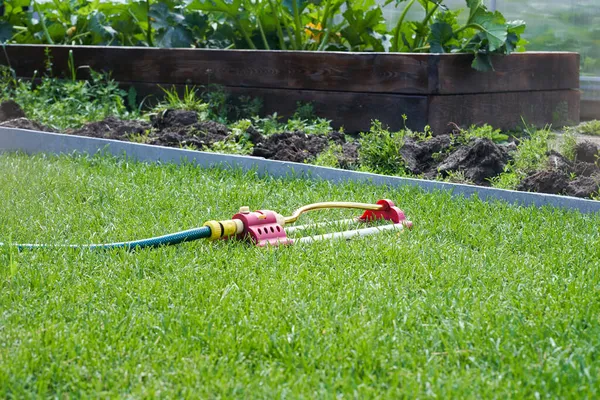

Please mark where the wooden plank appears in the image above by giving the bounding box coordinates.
[0,44,430,95]
[0,45,579,95]
[432,52,580,94]
[581,100,600,121]
[428,90,580,134]
[125,82,429,133]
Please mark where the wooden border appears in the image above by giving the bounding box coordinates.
[0,45,581,132]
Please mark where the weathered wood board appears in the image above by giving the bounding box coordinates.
[0,45,581,133]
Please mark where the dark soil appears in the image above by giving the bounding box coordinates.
[0,117,51,132]
[1,102,599,200]
[437,138,509,185]
[0,100,25,122]
[66,116,151,140]
[399,135,452,176]
[149,120,230,149]
[517,142,600,198]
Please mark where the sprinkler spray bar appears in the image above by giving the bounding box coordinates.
[3,199,412,250]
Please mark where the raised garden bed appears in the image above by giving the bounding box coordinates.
[0,44,580,133]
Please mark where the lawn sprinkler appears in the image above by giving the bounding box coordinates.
[4,199,412,250]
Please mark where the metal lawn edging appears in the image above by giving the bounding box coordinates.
[1,127,599,214]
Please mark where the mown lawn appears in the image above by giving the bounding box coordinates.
[1,152,599,398]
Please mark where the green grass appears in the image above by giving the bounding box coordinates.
[1,152,600,398]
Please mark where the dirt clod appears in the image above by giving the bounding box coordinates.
[152,110,198,129]
[67,117,151,140]
[0,100,25,122]
[252,132,330,163]
[437,138,508,185]
[517,170,569,195]
[399,135,452,175]
[150,120,230,148]
[546,150,574,173]
[0,117,51,132]
[573,162,600,177]
[575,141,600,163]
[566,175,600,198]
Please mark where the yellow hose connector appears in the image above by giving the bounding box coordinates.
[203,219,244,240]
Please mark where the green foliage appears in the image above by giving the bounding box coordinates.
[358,120,406,175]
[152,85,210,118]
[560,131,578,162]
[0,0,525,70]
[454,124,509,144]
[311,141,343,168]
[439,169,474,185]
[490,126,551,189]
[203,139,253,155]
[567,120,600,137]
[0,64,129,130]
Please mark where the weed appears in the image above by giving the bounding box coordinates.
[200,84,229,123]
[204,139,253,155]
[252,113,282,135]
[153,86,210,118]
[490,126,551,189]
[311,142,343,168]
[560,131,578,161]
[285,116,332,135]
[567,120,600,136]
[453,124,509,145]
[0,64,130,130]
[127,130,152,144]
[233,95,263,120]
[292,102,317,121]
[440,170,474,185]
[358,120,406,175]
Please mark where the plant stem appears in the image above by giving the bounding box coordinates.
[268,0,287,50]
[320,0,332,30]
[256,17,270,50]
[413,2,441,50]
[291,0,303,49]
[316,30,330,51]
[33,1,54,44]
[145,0,153,47]
[237,20,257,49]
[391,0,415,52]
[280,4,294,48]
[454,23,484,36]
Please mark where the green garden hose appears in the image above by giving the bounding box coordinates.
[3,226,212,251]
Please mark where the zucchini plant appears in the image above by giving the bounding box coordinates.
[0,0,526,71]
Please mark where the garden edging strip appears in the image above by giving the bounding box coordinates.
[1,126,599,214]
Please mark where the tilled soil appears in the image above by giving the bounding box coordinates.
[2,101,599,199]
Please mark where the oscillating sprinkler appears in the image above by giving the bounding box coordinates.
[2,199,412,250]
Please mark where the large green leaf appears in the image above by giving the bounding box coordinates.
[0,21,13,42]
[470,9,506,52]
[155,25,193,47]
[188,0,241,15]
[428,21,453,53]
